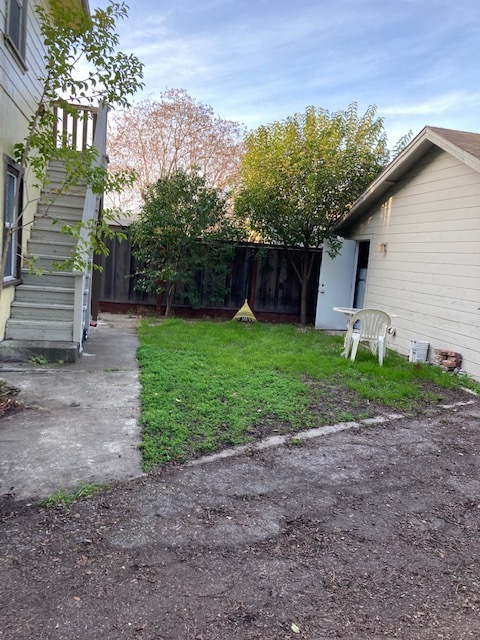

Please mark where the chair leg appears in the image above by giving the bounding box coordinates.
[350,333,360,362]
[342,325,354,358]
[343,334,351,358]
[378,336,385,366]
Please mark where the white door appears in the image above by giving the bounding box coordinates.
[315,238,358,330]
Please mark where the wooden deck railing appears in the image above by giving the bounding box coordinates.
[53,103,99,150]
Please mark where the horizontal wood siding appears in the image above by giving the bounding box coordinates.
[347,146,480,379]
[0,1,49,338]
[1,1,47,129]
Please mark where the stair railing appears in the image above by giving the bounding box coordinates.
[72,102,108,349]
[53,103,98,150]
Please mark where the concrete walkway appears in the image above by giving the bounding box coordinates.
[0,313,143,500]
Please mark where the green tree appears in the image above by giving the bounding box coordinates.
[131,169,239,317]
[2,0,144,290]
[235,103,394,325]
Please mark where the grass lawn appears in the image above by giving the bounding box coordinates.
[137,318,478,469]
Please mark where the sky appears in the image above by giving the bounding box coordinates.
[92,0,480,148]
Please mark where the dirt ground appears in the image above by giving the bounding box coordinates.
[0,385,479,640]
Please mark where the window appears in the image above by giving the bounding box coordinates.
[3,159,23,283]
[6,0,27,63]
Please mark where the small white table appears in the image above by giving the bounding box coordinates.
[333,307,397,319]
[333,306,361,319]
[332,307,397,357]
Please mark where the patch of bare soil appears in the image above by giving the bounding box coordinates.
[1,394,479,639]
[306,376,474,431]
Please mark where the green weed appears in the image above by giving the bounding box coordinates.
[42,483,109,508]
[336,412,356,422]
[288,437,306,446]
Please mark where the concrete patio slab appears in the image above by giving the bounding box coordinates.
[0,313,144,500]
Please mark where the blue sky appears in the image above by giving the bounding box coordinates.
[93,0,480,148]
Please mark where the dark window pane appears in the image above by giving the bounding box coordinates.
[8,0,25,53]
[5,171,17,224]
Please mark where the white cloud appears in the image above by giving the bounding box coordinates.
[382,92,480,117]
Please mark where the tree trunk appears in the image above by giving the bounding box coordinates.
[298,248,314,326]
[285,247,314,326]
[300,274,308,326]
[165,281,176,317]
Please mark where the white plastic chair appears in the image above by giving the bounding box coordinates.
[343,309,391,366]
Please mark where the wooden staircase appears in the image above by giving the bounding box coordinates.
[0,103,107,363]
[1,160,89,362]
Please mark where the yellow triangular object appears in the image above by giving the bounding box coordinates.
[233,299,257,322]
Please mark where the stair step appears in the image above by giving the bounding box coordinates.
[30,219,80,235]
[10,301,74,321]
[27,254,73,270]
[42,181,86,192]
[42,180,86,192]
[33,221,82,236]
[35,220,82,231]
[21,270,77,287]
[36,204,84,219]
[28,230,77,246]
[15,285,75,304]
[5,318,74,342]
[39,193,86,209]
[27,240,76,256]
[42,178,83,195]
[47,159,83,173]
[47,159,69,171]
[0,339,80,363]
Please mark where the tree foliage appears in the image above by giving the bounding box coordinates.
[2,0,144,289]
[234,103,393,324]
[130,169,240,317]
[107,89,246,214]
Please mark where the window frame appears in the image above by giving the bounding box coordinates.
[4,0,28,69]
[3,157,23,286]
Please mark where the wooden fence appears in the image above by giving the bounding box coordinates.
[98,237,322,324]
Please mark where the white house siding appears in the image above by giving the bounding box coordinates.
[0,0,48,337]
[346,146,480,380]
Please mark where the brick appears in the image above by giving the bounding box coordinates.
[442,359,456,368]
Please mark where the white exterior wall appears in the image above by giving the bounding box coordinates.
[0,0,48,337]
[347,146,480,380]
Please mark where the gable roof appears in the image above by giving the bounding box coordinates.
[336,126,480,233]
[428,127,480,160]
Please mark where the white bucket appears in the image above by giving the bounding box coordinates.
[409,340,429,363]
